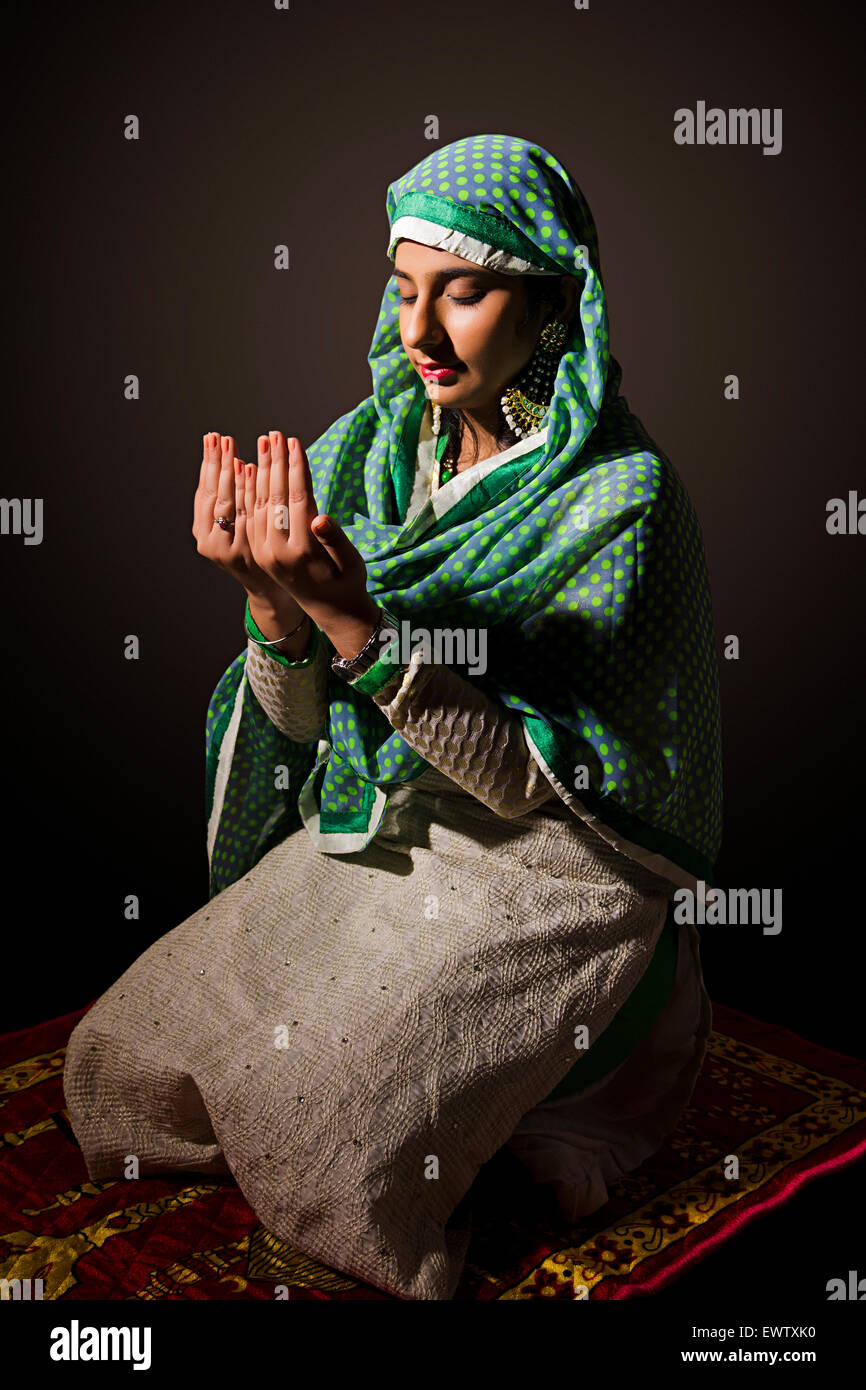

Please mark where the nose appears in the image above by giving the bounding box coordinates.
[401,293,448,354]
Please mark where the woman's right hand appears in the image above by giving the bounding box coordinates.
[192,432,302,616]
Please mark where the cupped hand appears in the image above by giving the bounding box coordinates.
[192,432,292,604]
[247,431,377,633]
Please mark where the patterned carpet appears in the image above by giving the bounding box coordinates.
[1,1001,864,1300]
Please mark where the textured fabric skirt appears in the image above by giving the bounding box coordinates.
[63,766,710,1301]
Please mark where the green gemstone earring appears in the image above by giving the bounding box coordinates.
[501,319,567,438]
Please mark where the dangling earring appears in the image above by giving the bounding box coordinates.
[501,318,567,438]
[431,400,442,436]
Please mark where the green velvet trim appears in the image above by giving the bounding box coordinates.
[245,596,318,668]
[391,191,566,274]
[205,663,243,826]
[524,713,717,886]
[391,386,429,522]
[348,638,406,696]
[543,901,680,1101]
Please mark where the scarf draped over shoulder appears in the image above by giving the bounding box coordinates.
[205,134,722,896]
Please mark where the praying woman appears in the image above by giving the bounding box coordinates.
[63,134,722,1301]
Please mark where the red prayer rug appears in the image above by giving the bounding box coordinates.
[1,1002,864,1301]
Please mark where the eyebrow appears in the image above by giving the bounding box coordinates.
[393,266,495,285]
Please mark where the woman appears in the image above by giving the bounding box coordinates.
[63,134,721,1301]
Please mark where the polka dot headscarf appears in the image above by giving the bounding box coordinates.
[206,135,722,895]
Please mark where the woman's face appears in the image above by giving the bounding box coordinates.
[393,240,557,415]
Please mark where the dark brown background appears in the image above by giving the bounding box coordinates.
[2,0,863,1303]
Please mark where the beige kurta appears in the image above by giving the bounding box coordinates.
[62,411,712,1301]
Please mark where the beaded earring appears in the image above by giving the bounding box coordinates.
[428,316,567,489]
[501,318,567,438]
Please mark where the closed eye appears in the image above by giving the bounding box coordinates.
[397,293,485,307]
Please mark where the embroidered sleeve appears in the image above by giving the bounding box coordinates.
[362,647,554,818]
[244,629,331,743]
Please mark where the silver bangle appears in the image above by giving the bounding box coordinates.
[247,610,310,647]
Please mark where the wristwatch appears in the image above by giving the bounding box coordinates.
[330,606,403,683]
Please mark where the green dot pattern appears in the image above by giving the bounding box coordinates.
[205,134,722,896]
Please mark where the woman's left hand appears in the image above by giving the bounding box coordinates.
[247,431,380,656]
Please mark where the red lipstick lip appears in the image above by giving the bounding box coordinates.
[419,362,461,375]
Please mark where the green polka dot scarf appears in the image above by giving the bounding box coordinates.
[205,134,722,898]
